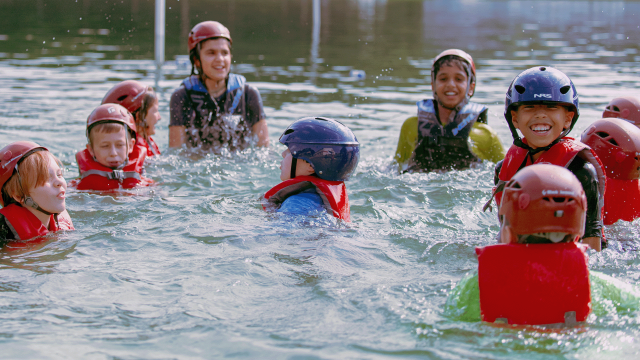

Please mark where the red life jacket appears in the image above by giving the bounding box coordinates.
[0,203,74,242]
[494,138,606,209]
[476,242,591,326]
[603,178,640,225]
[137,135,161,157]
[72,147,152,191]
[263,175,351,221]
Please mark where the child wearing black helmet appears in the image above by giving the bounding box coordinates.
[263,117,359,221]
[394,49,505,172]
[485,66,606,251]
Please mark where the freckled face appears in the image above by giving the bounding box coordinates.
[27,154,67,214]
[511,104,574,149]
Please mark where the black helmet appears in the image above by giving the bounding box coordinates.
[279,117,360,181]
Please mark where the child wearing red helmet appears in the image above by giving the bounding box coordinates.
[394,49,505,172]
[169,21,269,151]
[0,142,74,245]
[581,118,640,225]
[487,66,606,251]
[102,80,161,157]
[603,96,640,126]
[72,104,153,191]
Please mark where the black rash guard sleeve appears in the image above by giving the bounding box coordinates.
[169,86,191,127]
[567,157,603,240]
[244,84,266,128]
[493,158,603,242]
[0,213,15,247]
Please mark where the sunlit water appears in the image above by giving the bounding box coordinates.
[1,0,640,358]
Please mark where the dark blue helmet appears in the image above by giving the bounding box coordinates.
[505,66,580,146]
[279,117,360,181]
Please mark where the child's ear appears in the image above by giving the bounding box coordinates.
[510,110,519,127]
[128,138,136,154]
[500,224,516,244]
[297,159,315,177]
[564,111,575,129]
[468,82,476,97]
[86,143,94,157]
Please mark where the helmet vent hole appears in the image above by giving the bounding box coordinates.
[596,131,610,139]
[506,180,521,189]
[284,129,295,135]
[514,85,526,94]
[539,67,546,71]
[117,95,128,101]
[607,138,619,146]
[613,106,620,112]
[559,86,571,94]
[315,117,329,121]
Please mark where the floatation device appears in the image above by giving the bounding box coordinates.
[407,99,487,172]
[0,203,74,242]
[181,74,250,149]
[137,136,161,157]
[263,175,350,221]
[581,118,640,225]
[476,242,591,326]
[73,147,151,191]
[486,138,605,212]
[478,164,591,325]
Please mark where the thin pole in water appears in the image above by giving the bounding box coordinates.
[310,0,320,82]
[155,0,165,90]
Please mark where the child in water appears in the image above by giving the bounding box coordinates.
[263,117,359,221]
[73,104,152,191]
[0,142,74,244]
[487,66,606,251]
[581,118,640,225]
[102,80,162,157]
[394,49,505,172]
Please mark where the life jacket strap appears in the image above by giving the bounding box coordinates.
[81,169,142,182]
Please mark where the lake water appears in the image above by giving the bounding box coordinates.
[1,0,640,358]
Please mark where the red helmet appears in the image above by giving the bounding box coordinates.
[581,118,640,180]
[432,49,476,99]
[0,141,48,205]
[498,164,586,244]
[603,97,640,126]
[86,104,136,140]
[102,80,150,114]
[188,21,232,51]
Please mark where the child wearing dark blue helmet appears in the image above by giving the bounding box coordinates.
[263,117,359,221]
[485,66,606,251]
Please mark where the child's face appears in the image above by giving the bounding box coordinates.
[88,127,135,169]
[433,64,473,109]
[196,38,232,83]
[511,104,574,149]
[144,100,160,136]
[28,154,67,214]
[279,149,314,181]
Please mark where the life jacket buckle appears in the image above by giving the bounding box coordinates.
[109,169,125,182]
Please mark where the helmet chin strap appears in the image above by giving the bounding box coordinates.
[290,157,297,180]
[23,196,55,216]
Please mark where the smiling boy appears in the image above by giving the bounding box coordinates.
[394,49,505,172]
[74,104,151,191]
[487,66,606,251]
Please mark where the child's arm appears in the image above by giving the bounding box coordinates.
[394,117,419,170]
[469,123,506,163]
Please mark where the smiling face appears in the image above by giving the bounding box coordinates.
[143,99,160,136]
[511,104,574,149]
[88,125,135,169]
[433,64,474,109]
[196,38,232,83]
[28,153,67,214]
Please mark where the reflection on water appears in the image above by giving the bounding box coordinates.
[1,0,640,358]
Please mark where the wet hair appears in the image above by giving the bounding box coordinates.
[433,56,474,84]
[132,89,158,136]
[189,37,233,77]
[2,151,62,206]
[88,122,131,146]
